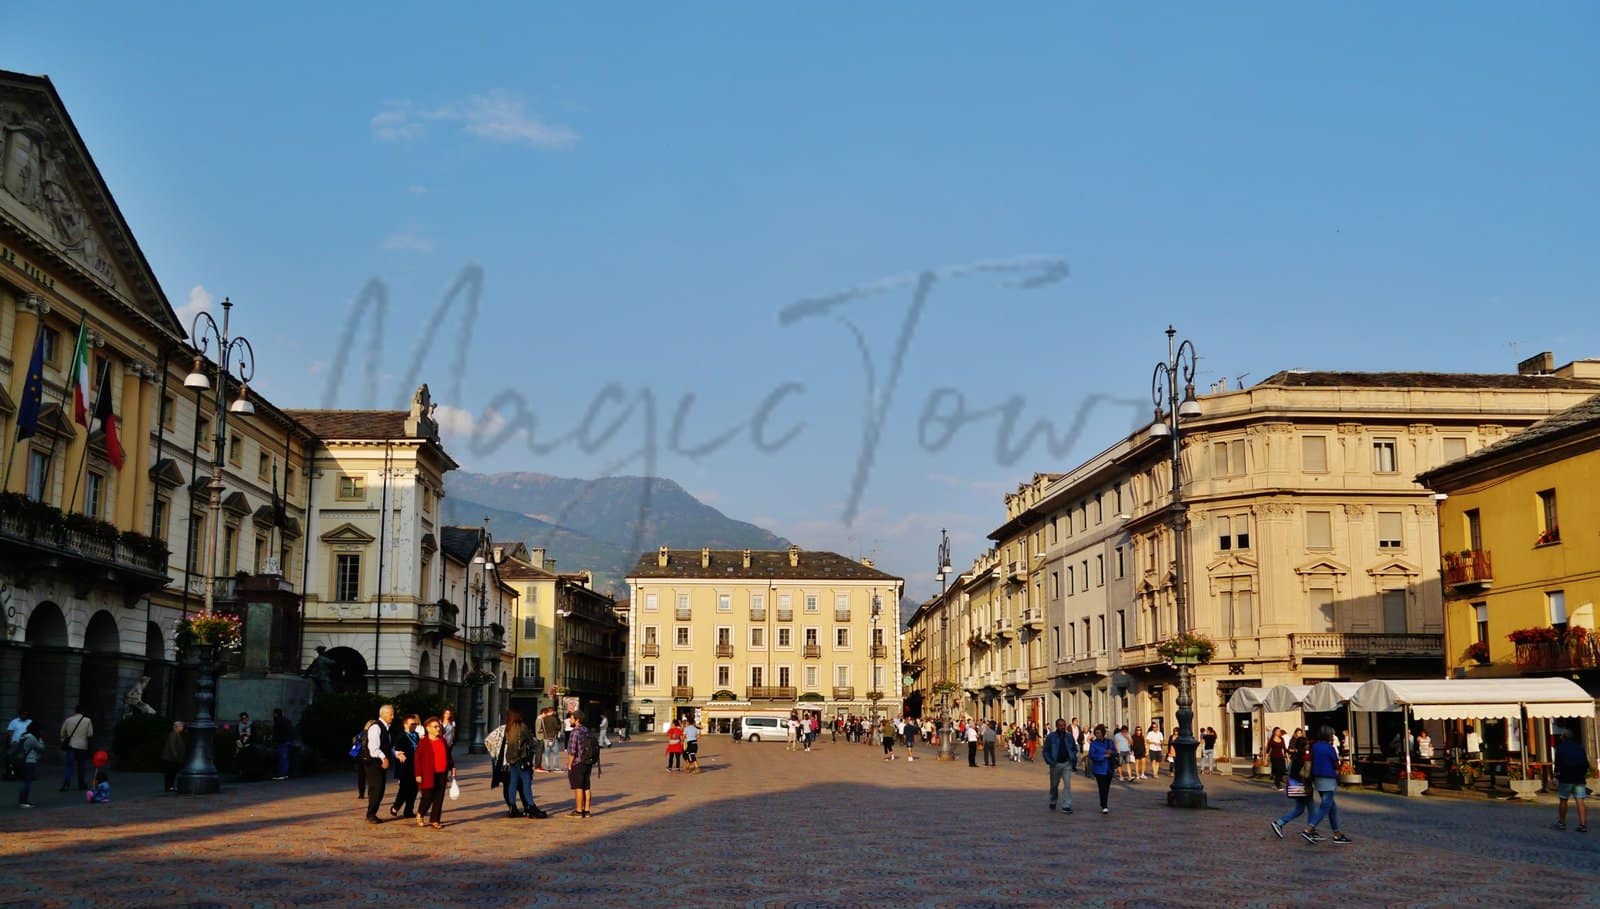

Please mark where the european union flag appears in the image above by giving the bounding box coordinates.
[14,327,46,440]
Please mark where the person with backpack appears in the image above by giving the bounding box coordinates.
[58,704,93,793]
[13,719,44,807]
[567,718,598,818]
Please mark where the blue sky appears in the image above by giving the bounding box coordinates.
[6,4,1597,601]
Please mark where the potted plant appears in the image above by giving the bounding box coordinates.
[1400,767,1429,796]
[1156,631,1215,665]
[1338,759,1362,786]
[1464,641,1490,665]
[174,613,243,653]
[1213,752,1232,774]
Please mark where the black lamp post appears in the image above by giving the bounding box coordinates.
[937,528,954,758]
[870,593,882,721]
[176,297,255,796]
[1149,325,1206,809]
[467,522,492,754]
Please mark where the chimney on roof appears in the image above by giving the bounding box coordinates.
[1517,351,1555,376]
[530,548,546,569]
[657,546,668,567]
[788,545,799,568]
[741,549,752,569]
[861,557,874,569]
[700,547,711,568]
[580,570,593,588]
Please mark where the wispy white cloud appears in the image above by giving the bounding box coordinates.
[176,284,212,328]
[406,184,428,195]
[381,223,434,254]
[434,404,506,440]
[370,92,579,150]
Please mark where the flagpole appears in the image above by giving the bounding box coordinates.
[1,320,46,493]
[67,358,111,514]
[40,313,88,506]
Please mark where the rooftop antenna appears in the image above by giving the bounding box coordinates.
[1234,372,1249,388]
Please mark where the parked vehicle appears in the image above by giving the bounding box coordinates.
[739,715,788,742]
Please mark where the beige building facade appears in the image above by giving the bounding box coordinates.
[626,546,903,734]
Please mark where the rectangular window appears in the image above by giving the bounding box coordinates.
[228,435,243,467]
[335,554,360,601]
[284,467,296,496]
[1213,439,1246,476]
[642,626,658,645]
[872,666,884,691]
[750,627,765,648]
[716,627,732,647]
[1381,589,1407,633]
[1311,587,1335,633]
[1115,485,1124,514]
[1377,511,1403,549]
[518,656,540,679]
[1053,626,1061,658]
[1095,554,1105,586]
[1116,610,1126,648]
[777,627,791,648]
[1465,509,1482,552]
[675,626,690,647]
[805,595,818,613]
[1442,437,1468,462]
[642,665,656,686]
[1096,615,1105,649]
[152,498,168,541]
[677,593,690,611]
[1115,546,1125,579]
[675,665,690,687]
[805,665,818,689]
[26,449,49,502]
[718,665,732,687]
[1302,436,1328,473]
[187,513,205,569]
[1306,511,1332,549]
[1548,590,1567,628]
[161,394,176,431]
[644,593,658,612]
[1093,495,1103,524]
[337,475,364,500]
[222,525,237,575]
[749,665,763,687]
[1049,572,1058,599]
[254,535,267,573]
[41,327,60,366]
[1081,560,1088,591]
[1473,602,1488,645]
[523,616,538,639]
[718,593,731,612]
[1538,489,1559,543]
[835,665,850,686]
[778,666,791,688]
[872,627,885,647]
[258,452,271,481]
[1066,565,1075,595]
[196,416,211,451]
[1373,439,1398,474]
[1217,516,1232,551]
[84,470,104,519]
[835,627,850,648]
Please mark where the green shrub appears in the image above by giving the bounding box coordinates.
[112,713,172,772]
[392,690,452,724]
[300,691,386,762]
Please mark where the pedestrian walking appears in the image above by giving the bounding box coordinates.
[598,713,611,748]
[1112,726,1132,781]
[539,707,563,771]
[389,714,419,818]
[161,721,186,792]
[1130,725,1147,779]
[966,721,979,767]
[1201,727,1218,774]
[414,715,456,829]
[665,719,685,771]
[567,718,598,818]
[1270,731,1313,839]
[57,704,93,792]
[440,707,457,754]
[1552,727,1589,833]
[881,716,897,760]
[1267,727,1287,789]
[1087,724,1116,814]
[272,707,295,780]
[683,716,701,773]
[982,721,998,767]
[1044,718,1079,814]
[12,719,43,807]
[499,709,547,818]
[902,715,916,762]
[1300,726,1352,845]
[362,704,395,824]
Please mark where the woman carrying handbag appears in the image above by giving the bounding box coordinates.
[414,716,455,830]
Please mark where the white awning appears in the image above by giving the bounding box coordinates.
[1348,678,1596,721]
[1301,681,1363,712]
[1261,685,1313,713]
[1225,687,1267,713]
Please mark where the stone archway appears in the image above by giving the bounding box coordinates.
[323,646,368,693]
[144,621,171,718]
[80,611,124,744]
[20,602,71,733]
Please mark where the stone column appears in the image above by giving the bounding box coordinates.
[132,365,157,533]
[113,358,145,529]
[0,643,24,725]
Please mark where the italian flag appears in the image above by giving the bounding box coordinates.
[69,321,92,428]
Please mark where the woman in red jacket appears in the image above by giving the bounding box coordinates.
[665,719,685,772]
[415,716,455,829]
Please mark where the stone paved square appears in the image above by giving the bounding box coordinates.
[2,735,1596,908]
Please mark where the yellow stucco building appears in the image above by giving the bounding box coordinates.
[626,546,903,734]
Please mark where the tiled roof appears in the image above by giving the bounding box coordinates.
[440,526,483,563]
[1253,370,1600,391]
[628,549,902,583]
[1420,392,1600,481]
[497,557,557,580]
[283,410,408,440]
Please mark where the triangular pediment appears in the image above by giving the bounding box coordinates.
[221,491,252,518]
[148,458,186,488]
[1295,558,1350,577]
[320,521,375,544]
[1205,553,1258,574]
[0,71,183,340]
[1367,558,1421,578]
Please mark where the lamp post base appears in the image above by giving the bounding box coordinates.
[1166,787,1208,810]
[1166,663,1207,810]
[175,771,221,796]
[177,642,222,796]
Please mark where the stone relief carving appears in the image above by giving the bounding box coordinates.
[0,100,117,286]
[1408,423,1435,435]
[1337,423,1364,435]
[1343,504,1367,517]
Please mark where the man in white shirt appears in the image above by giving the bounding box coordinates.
[5,709,30,780]
[364,704,395,824]
[58,705,94,792]
[1145,725,1165,778]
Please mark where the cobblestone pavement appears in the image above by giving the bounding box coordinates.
[1,735,1595,908]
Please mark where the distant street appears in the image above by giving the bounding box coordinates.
[2,735,1595,907]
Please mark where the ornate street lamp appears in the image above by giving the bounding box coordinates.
[468,521,493,754]
[1150,325,1205,809]
[870,593,882,721]
[936,528,955,759]
[176,298,255,796]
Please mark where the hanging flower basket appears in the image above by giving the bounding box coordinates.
[1463,641,1490,665]
[175,613,243,652]
[462,670,495,687]
[1157,631,1215,665]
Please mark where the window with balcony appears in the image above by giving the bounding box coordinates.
[152,498,168,541]
[643,626,658,645]
[26,449,49,502]
[677,593,690,611]
[872,627,885,647]
[222,524,237,575]
[805,665,818,689]
[778,666,792,687]
[1537,489,1559,544]
[1220,589,1255,639]
[752,593,764,613]
[1548,590,1567,630]
[1381,589,1407,633]
[1473,602,1488,645]
[1373,439,1398,474]
[1306,510,1332,549]
[518,656,540,679]
[750,665,764,687]
[84,470,104,519]
[675,665,690,687]
[835,665,850,686]
[642,665,656,686]
[1377,511,1403,550]
[1302,435,1328,473]
[1465,508,1482,552]
[1311,587,1335,632]
[335,554,361,601]
[254,535,267,573]
[1095,615,1105,649]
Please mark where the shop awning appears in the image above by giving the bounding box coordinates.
[1261,685,1312,713]
[1348,678,1596,721]
[1225,687,1267,713]
[1301,681,1363,713]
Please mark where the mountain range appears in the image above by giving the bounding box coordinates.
[441,471,791,596]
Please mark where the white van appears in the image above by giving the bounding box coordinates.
[738,715,788,742]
